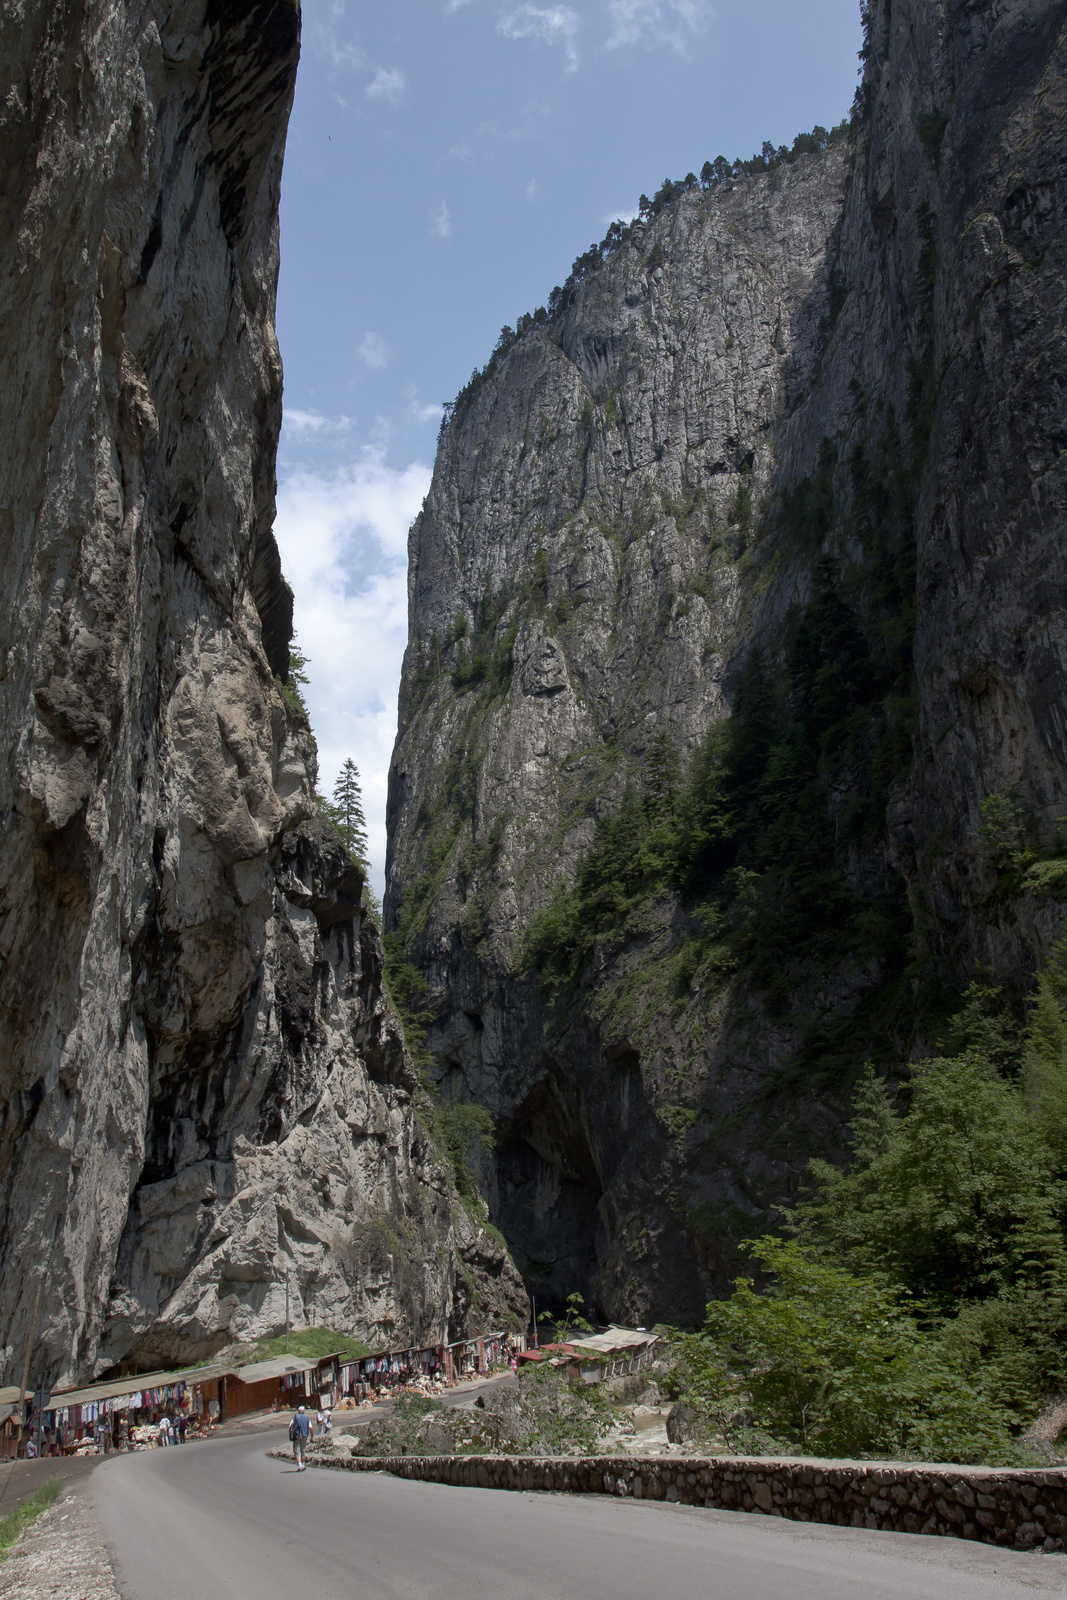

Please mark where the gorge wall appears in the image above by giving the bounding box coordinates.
[386,0,1067,1325]
[0,0,525,1388]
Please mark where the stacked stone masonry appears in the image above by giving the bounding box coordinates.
[273,1450,1067,1552]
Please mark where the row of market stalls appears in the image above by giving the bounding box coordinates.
[3,1325,658,1458]
[4,1330,523,1457]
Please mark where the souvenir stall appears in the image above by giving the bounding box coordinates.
[335,1329,522,1405]
[39,1359,240,1453]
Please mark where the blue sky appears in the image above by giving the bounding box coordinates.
[272,0,864,894]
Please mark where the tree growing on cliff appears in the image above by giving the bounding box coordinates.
[644,729,681,820]
[277,639,311,723]
[328,758,369,865]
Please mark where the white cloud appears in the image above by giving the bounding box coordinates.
[359,332,391,369]
[409,400,445,424]
[273,449,432,897]
[526,177,539,200]
[283,407,353,437]
[308,1,364,71]
[499,5,581,71]
[604,0,711,53]
[431,201,452,240]
[365,65,406,104]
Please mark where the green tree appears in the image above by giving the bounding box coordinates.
[331,758,369,864]
[430,1101,495,1206]
[1024,931,1067,1169]
[678,1236,1020,1463]
[539,1291,595,1341]
[277,639,311,722]
[644,729,681,821]
[796,1048,1064,1310]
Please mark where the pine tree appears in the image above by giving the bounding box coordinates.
[644,729,681,821]
[331,759,368,864]
[848,1062,897,1166]
[1024,929,1067,1167]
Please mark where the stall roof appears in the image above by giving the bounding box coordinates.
[35,1329,515,1412]
[0,1386,21,1405]
[48,1359,240,1410]
[231,1355,319,1384]
[565,1326,660,1356]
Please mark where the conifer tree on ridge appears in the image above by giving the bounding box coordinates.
[331,758,369,866]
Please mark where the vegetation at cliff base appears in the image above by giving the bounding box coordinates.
[669,966,1067,1463]
[349,1364,621,1459]
[247,1327,372,1363]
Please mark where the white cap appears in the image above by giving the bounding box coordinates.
[298,1405,305,1412]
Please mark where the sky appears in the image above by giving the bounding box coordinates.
[272,0,864,895]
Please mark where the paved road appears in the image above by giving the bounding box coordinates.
[90,1431,1066,1600]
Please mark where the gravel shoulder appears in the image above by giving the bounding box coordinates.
[0,1486,119,1600]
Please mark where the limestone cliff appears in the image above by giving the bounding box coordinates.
[0,0,525,1387]
[387,0,1067,1324]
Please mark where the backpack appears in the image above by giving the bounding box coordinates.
[288,1416,300,1442]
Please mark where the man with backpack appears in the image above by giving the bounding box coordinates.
[288,1405,311,1470]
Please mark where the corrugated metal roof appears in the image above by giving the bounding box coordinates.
[567,1326,659,1355]
[230,1355,318,1384]
[37,1331,506,1412]
[48,1359,240,1410]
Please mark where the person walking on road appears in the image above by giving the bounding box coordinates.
[289,1405,311,1470]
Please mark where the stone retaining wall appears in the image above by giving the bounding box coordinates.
[269,1448,1067,1551]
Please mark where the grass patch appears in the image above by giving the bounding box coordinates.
[245,1327,371,1363]
[0,1478,62,1559]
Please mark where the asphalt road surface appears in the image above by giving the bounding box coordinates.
[91,1428,1067,1600]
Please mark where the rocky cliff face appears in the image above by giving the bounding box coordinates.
[0,0,524,1387]
[387,0,1067,1325]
